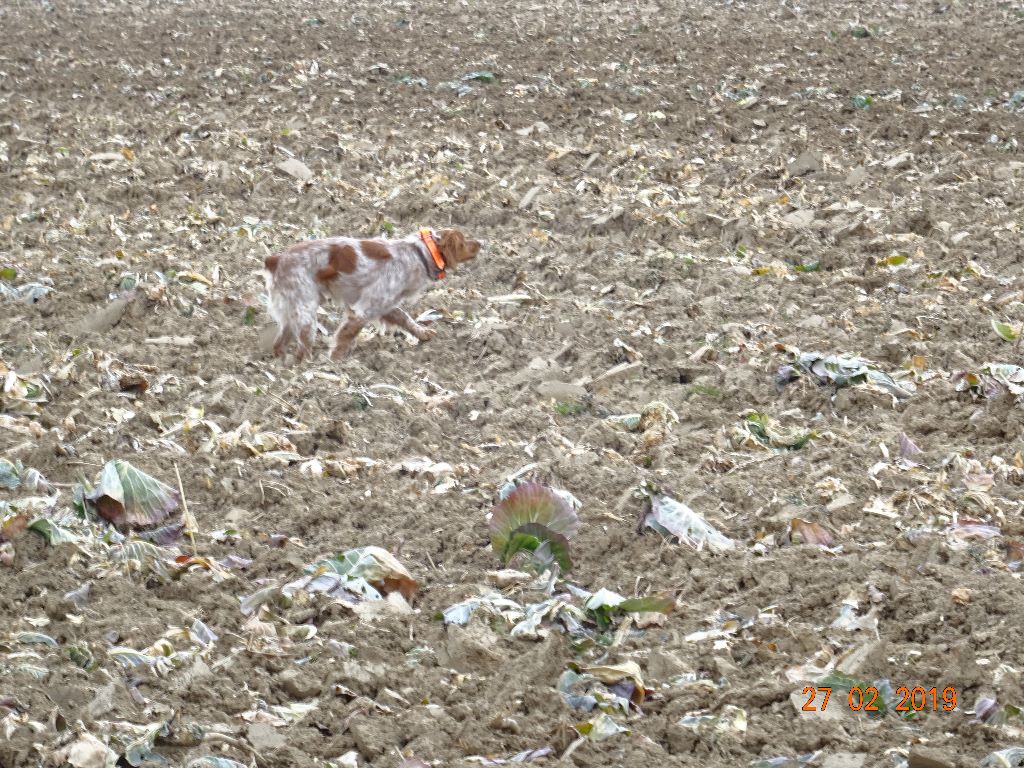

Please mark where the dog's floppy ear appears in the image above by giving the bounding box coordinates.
[438,229,465,264]
[438,229,481,265]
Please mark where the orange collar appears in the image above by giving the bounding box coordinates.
[419,228,446,280]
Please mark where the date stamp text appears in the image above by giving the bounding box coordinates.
[801,686,957,713]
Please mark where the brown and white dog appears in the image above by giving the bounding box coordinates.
[263,228,481,361]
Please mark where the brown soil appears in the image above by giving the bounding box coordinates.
[2,0,1024,766]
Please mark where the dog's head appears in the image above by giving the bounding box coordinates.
[436,228,482,269]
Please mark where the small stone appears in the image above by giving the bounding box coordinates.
[437,623,503,674]
[278,667,321,699]
[835,641,880,675]
[224,507,250,528]
[48,684,91,711]
[535,381,587,400]
[592,361,642,386]
[883,152,914,170]
[518,185,543,210]
[992,163,1023,180]
[326,639,356,658]
[821,754,867,768]
[845,166,868,185]
[485,569,532,588]
[336,660,387,692]
[782,209,815,228]
[907,747,957,768]
[170,657,213,696]
[826,493,857,512]
[351,591,413,621]
[796,314,827,330]
[246,722,287,752]
[85,684,117,719]
[647,649,688,682]
[787,150,821,177]
[331,752,360,768]
[275,158,313,182]
[349,718,401,760]
[84,295,133,334]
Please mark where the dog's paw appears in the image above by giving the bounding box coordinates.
[414,326,438,343]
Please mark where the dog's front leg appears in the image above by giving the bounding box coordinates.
[381,307,436,342]
[330,312,367,361]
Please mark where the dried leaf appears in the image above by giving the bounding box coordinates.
[618,594,675,614]
[991,318,1020,343]
[64,583,91,609]
[315,546,418,601]
[897,433,922,460]
[28,517,79,545]
[0,458,22,490]
[779,349,915,399]
[84,460,180,528]
[954,363,1024,398]
[463,70,497,83]
[738,412,815,451]
[643,493,734,553]
[574,712,627,741]
[877,254,909,267]
[789,518,834,547]
[186,759,249,768]
[63,732,117,768]
[582,661,645,692]
[982,748,1024,768]
[503,522,573,572]
[951,587,972,606]
[678,705,747,733]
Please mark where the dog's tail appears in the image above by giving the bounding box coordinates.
[263,252,320,351]
[263,254,282,323]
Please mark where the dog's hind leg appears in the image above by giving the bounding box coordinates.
[295,319,316,361]
[276,285,320,361]
[272,324,295,358]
